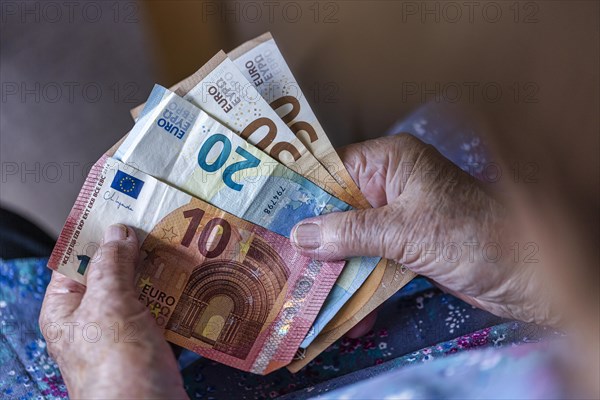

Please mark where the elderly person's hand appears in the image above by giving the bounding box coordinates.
[39,224,188,399]
[292,134,553,332]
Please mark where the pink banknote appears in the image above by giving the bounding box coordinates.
[48,155,344,374]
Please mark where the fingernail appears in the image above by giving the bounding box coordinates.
[105,224,127,242]
[293,223,321,249]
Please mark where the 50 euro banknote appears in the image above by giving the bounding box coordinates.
[229,32,371,210]
[130,51,356,207]
[47,155,344,374]
[116,85,380,348]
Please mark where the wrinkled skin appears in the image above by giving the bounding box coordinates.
[39,225,188,399]
[292,134,553,332]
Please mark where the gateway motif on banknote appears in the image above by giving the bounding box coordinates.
[139,216,290,361]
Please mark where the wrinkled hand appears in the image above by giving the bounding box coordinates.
[40,224,188,399]
[292,134,551,329]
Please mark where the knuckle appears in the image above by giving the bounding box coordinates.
[396,132,417,144]
[86,241,138,291]
[396,133,437,163]
[335,210,376,255]
[92,241,137,269]
[395,132,424,150]
[378,207,407,261]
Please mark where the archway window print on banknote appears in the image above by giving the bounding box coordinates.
[164,241,289,360]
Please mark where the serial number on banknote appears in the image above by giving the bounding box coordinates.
[264,185,286,214]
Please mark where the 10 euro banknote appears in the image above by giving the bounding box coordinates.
[48,155,344,374]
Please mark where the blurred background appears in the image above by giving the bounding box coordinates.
[1,0,598,238]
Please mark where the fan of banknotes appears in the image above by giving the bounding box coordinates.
[48,32,415,374]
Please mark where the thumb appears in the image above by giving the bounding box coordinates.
[84,224,139,296]
[291,206,396,261]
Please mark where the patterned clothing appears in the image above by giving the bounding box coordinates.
[0,258,561,399]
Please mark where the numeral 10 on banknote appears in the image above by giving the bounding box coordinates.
[181,208,231,258]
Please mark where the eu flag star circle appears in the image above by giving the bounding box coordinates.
[119,176,136,193]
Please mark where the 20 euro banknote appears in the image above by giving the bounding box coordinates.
[48,155,344,374]
[117,85,381,347]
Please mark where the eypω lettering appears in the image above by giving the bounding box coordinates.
[207,75,241,113]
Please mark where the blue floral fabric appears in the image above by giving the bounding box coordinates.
[302,342,563,400]
[0,258,67,399]
[177,280,558,399]
[0,257,559,399]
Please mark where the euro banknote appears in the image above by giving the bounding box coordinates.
[48,155,344,374]
[130,51,357,207]
[227,36,418,350]
[116,85,381,348]
[130,56,403,349]
[118,84,349,235]
[288,263,417,372]
[229,32,371,210]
